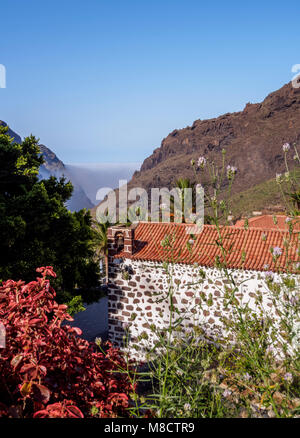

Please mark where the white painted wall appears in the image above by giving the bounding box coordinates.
[108,258,299,359]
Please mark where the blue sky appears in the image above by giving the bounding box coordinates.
[0,0,299,164]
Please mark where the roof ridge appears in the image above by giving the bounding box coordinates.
[233,226,298,233]
[135,222,296,233]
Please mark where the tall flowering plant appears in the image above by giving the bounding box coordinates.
[276,142,300,213]
[120,144,300,418]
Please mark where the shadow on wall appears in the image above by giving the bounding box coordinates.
[107,260,175,359]
[107,276,132,348]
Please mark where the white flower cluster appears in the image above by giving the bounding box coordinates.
[226,165,237,179]
[197,156,207,168]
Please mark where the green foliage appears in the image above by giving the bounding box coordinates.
[92,220,110,259]
[175,178,194,191]
[0,125,100,301]
[91,220,112,282]
[122,270,130,281]
[230,169,300,218]
[65,295,86,316]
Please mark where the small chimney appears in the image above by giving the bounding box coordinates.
[107,225,134,258]
[123,228,134,255]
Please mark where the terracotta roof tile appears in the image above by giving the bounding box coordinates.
[114,222,300,273]
[235,215,300,230]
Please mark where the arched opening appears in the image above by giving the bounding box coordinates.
[115,232,124,251]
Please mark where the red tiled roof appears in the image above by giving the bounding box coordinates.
[114,222,300,273]
[235,215,300,231]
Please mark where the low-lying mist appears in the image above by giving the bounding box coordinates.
[66,162,141,204]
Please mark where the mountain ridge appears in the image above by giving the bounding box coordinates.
[92,80,300,217]
[128,81,300,197]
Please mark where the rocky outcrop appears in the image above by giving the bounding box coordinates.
[122,81,300,198]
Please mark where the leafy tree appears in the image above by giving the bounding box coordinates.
[175,177,194,191]
[0,125,99,301]
[170,178,196,222]
[92,220,111,283]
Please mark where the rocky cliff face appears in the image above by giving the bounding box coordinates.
[125,81,300,197]
[0,121,93,212]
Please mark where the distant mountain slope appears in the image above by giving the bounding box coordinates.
[38,145,94,211]
[93,81,300,215]
[66,162,141,206]
[0,121,94,212]
[0,121,22,144]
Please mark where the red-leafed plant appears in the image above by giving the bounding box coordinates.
[0,267,135,418]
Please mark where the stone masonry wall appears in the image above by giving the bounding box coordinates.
[107,256,299,359]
